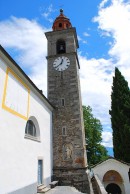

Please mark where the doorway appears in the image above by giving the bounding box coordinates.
[106,183,122,194]
[38,160,43,185]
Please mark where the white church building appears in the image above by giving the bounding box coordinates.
[2,9,130,194]
[0,9,91,194]
[0,45,53,194]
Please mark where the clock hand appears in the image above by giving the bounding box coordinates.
[61,58,63,64]
[55,59,63,68]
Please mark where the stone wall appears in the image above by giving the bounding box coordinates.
[46,27,90,194]
[53,167,90,193]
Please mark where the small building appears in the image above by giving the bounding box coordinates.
[92,157,130,194]
[0,45,53,194]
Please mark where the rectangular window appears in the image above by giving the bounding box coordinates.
[62,126,66,135]
[61,98,65,106]
[38,160,43,185]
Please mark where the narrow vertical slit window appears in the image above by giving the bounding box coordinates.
[62,126,66,136]
[61,98,65,106]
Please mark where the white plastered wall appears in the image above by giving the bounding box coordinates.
[92,159,130,194]
[0,58,53,194]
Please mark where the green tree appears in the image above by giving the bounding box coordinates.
[83,105,108,166]
[109,67,130,163]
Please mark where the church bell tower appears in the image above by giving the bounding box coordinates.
[45,9,90,193]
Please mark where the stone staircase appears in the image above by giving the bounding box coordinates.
[37,184,51,193]
[37,181,59,193]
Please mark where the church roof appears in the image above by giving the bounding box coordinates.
[0,45,54,110]
[91,157,130,168]
[52,9,72,31]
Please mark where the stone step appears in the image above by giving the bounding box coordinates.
[38,185,46,190]
[49,180,59,188]
[37,184,51,193]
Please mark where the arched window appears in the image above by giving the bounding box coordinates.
[25,116,40,141]
[57,39,66,54]
[25,120,36,137]
[59,23,62,28]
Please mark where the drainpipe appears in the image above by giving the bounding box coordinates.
[128,168,130,182]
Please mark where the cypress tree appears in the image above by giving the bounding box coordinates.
[109,67,130,162]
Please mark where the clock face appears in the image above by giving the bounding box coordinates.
[53,56,70,71]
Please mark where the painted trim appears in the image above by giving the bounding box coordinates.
[2,67,30,120]
[0,45,54,111]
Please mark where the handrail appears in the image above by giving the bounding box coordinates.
[93,175,107,194]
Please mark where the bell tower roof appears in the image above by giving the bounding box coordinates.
[52,9,72,31]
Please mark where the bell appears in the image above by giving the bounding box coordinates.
[60,45,64,51]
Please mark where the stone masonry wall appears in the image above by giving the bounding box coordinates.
[45,28,90,193]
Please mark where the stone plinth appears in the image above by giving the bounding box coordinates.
[53,167,90,193]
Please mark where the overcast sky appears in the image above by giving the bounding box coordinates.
[0,0,130,149]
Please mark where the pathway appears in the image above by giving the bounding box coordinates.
[46,186,87,194]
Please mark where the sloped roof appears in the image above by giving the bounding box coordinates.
[91,157,130,168]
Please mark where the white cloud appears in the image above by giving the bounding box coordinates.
[102,131,113,147]
[83,32,90,37]
[79,55,114,128]
[41,4,56,23]
[94,0,130,84]
[87,0,130,147]
[78,35,88,44]
[77,35,82,41]
[99,0,110,9]
[0,16,51,95]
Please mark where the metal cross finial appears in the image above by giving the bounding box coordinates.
[59,4,64,14]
